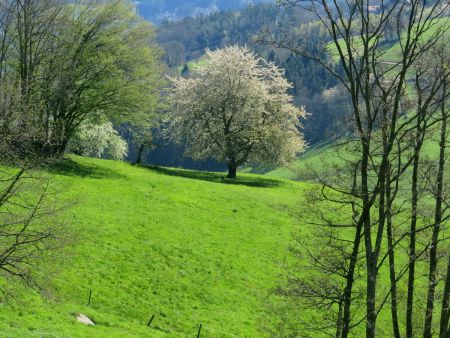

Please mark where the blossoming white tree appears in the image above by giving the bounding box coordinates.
[167,45,306,178]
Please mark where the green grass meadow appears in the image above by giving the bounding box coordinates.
[0,156,305,337]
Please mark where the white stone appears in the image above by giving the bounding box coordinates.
[76,313,95,326]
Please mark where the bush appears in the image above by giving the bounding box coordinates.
[69,121,128,160]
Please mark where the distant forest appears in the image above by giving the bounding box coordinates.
[136,0,272,23]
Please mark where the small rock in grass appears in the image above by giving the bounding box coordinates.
[76,313,95,326]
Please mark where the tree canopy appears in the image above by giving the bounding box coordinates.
[0,0,164,158]
[167,45,306,178]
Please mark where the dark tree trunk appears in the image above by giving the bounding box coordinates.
[407,115,424,338]
[341,221,363,338]
[227,161,237,179]
[386,172,401,338]
[424,120,445,337]
[406,153,419,338]
[439,102,450,338]
[440,254,450,338]
[430,97,448,338]
[135,144,145,165]
[361,138,378,338]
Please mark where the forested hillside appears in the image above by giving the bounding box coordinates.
[136,0,272,23]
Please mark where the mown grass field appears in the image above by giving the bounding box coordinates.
[0,156,305,337]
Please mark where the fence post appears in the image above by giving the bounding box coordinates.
[197,323,202,338]
[147,315,156,327]
[87,290,92,306]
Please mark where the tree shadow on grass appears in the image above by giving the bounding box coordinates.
[144,165,282,188]
[46,158,126,179]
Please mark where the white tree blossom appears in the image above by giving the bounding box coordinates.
[69,121,128,160]
[166,45,306,178]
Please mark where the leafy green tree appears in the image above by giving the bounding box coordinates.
[167,45,306,178]
[1,0,164,157]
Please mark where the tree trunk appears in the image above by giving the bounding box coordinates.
[440,254,450,338]
[361,138,378,338]
[135,144,145,165]
[227,161,237,179]
[341,221,363,338]
[434,97,448,338]
[423,115,446,337]
[366,254,378,338]
[386,164,401,338]
[406,123,422,338]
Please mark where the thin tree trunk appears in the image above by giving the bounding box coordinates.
[437,95,449,338]
[341,221,363,338]
[361,137,378,338]
[424,110,447,337]
[406,124,422,338]
[135,144,145,165]
[386,163,401,338]
[366,238,378,338]
[440,254,450,338]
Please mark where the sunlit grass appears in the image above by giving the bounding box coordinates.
[0,155,304,337]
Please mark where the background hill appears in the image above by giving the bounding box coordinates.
[136,0,272,23]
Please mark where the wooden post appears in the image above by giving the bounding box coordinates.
[87,290,92,306]
[197,323,202,338]
[147,315,155,327]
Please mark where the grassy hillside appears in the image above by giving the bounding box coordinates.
[266,125,446,180]
[265,141,335,180]
[327,17,449,62]
[176,55,208,74]
[0,156,304,337]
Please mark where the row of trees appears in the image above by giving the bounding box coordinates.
[266,0,449,337]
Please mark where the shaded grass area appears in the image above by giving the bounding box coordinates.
[145,165,282,188]
[47,158,127,179]
[0,155,303,337]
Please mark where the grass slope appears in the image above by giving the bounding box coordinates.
[0,156,304,337]
[266,126,445,180]
[327,17,449,62]
[265,140,335,180]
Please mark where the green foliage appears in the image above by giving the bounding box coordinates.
[0,0,164,156]
[51,0,165,140]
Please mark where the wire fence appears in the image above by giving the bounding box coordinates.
[33,268,241,338]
